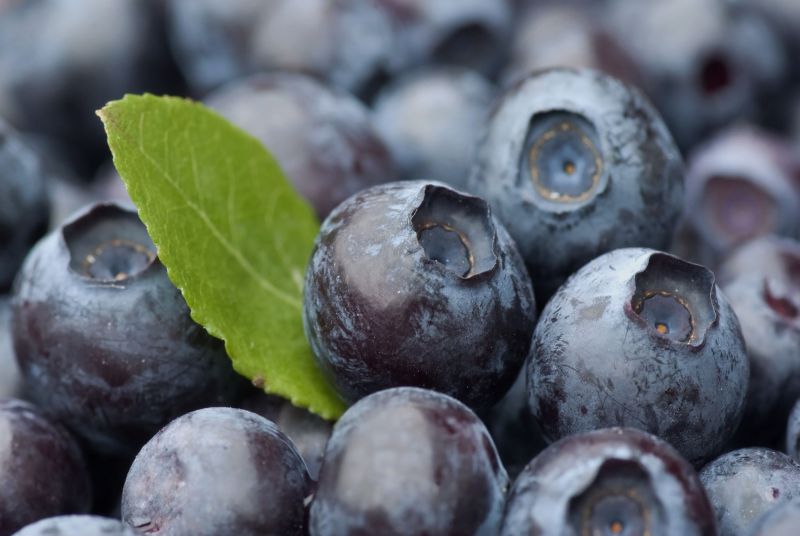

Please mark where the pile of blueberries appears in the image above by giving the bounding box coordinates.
[3,0,800,535]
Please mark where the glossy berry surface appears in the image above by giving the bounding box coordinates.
[206,72,397,219]
[303,181,536,410]
[11,516,135,536]
[11,203,244,455]
[373,67,494,190]
[468,68,684,300]
[528,248,748,465]
[0,399,91,536]
[121,407,309,536]
[309,387,508,536]
[0,119,49,291]
[501,427,716,535]
[700,448,800,536]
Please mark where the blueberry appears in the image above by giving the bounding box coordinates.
[372,67,494,190]
[501,427,716,535]
[309,387,508,536]
[602,0,787,148]
[700,448,800,536]
[164,0,390,95]
[0,119,49,291]
[715,236,800,444]
[11,516,135,536]
[467,68,684,301]
[528,248,748,465]
[0,399,91,535]
[303,181,536,410]
[240,391,333,481]
[749,498,800,536]
[121,407,310,536]
[785,399,800,462]
[11,203,245,455]
[503,3,641,88]
[683,127,800,261]
[0,0,182,176]
[206,72,398,219]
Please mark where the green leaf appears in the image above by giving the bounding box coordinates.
[98,94,346,420]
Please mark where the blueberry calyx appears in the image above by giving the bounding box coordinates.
[522,111,604,205]
[63,203,157,283]
[630,253,718,346]
[411,184,498,279]
[568,460,662,536]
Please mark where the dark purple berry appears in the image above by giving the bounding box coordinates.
[0,399,91,535]
[501,428,716,535]
[468,68,684,301]
[206,72,398,219]
[122,407,310,536]
[11,203,245,455]
[303,181,536,410]
[309,387,508,536]
[700,448,800,536]
[528,248,748,465]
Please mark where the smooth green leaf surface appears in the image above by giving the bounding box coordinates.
[99,94,346,419]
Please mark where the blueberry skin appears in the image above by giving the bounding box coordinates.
[467,68,684,301]
[309,387,508,536]
[206,72,398,220]
[749,497,800,536]
[0,119,49,291]
[121,408,310,536]
[11,203,245,455]
[0,399,92,536]
[373,67,494,190]
[11,516,135,536]
[700,448,800,536]
[528,248,748,466]
[303,180,536,410]
[501,428,716,536]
